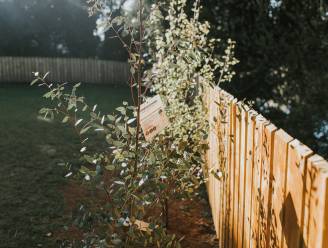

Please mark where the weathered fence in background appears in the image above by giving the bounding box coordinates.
[205,87,328,248]
[0,56,129,84]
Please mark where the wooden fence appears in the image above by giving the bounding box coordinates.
[0,56,129,84]
[205,86,328,248]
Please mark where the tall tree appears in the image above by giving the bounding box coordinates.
[199,0,328,156]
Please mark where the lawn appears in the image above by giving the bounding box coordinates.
[0,83,129,247]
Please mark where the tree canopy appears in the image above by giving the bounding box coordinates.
[199,0,328,157]
[0,0,128,60]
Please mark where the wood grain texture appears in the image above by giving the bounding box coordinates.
[204,87,328,248]
[259,123,277,247]
[233,100,241,247]
[250,115,269,248]
[270,129,294,248]
[237,103,249,248]
[304,155,328,248]
[229,99,238,248]
[284,139,313,248]
[243,110,258,248]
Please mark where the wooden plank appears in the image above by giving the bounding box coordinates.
[229,99,237,248]
[259,123,278,247]
[270,129,294,248]
[283,139,313,248]
[206,87,218,234]
[243,110,258,248]
[217,90,235,248]
[220,90,234,247]
[226,97,231,247]
[216,88,224,246]
[232,99,241,247]
[214,88,226,246]
[211,88,221,237]
[237,103,249,248]
[216,89,233,246]
[304,155,328,248]
[250,115,269,247]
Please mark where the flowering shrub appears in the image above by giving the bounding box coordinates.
[147,0,238,187]
[32,0,237,246]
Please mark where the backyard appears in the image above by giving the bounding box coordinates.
[0,83,127,247]
[0,0,328,247]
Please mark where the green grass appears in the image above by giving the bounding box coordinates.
[0,83,129,247]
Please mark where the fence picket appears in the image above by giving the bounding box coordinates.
[304,155,328,248]
[237,103,249,248]
[205,87,328,248]
[270,129,294,248]
[243,110,257,248]
[259,124,277,247]
[284,140,313,248]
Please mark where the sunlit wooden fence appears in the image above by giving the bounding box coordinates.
[205,86,328,248]
[0,56,129,84]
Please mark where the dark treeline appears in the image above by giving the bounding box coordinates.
[198,0,328,157]
[0,0,128,61]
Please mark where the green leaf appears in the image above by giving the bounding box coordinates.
[62,116,69,123]
[116,107,126,115]
[43,91,52,99]
[83,155,94,164]
[80,126,92,135]
[107,115,115,121]
[105,165,115,171]
[30,78,39,86]
[43,71,50,80]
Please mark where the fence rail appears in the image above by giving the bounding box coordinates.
[205,87,328,248]
[0,56,129,84]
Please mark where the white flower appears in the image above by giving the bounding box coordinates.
[84,174,91,181]
[80,147,87,153]
[33,72,39,77]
